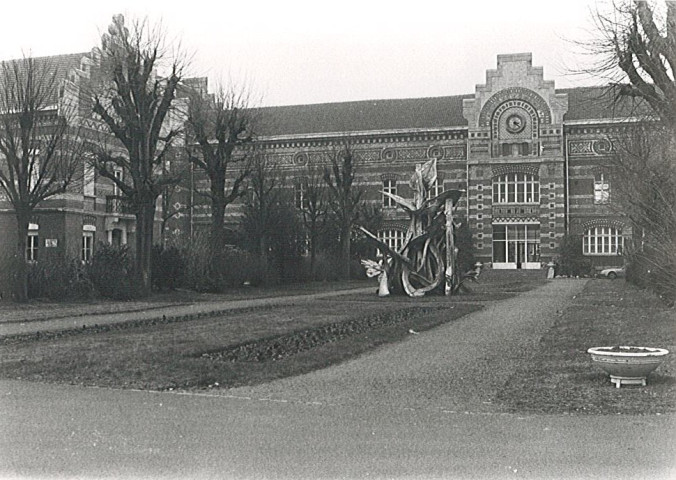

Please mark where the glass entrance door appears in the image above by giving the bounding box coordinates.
[492,224,540,269]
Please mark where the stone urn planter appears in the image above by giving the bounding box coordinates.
[587,346,670,388]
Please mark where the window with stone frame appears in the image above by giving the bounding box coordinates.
[492,173,539,204]
[383,179,397,207]
[84,163,95,196]
[583,226,623,255]
[26,232,39,262]
[294,180,308,210]
[82,231,94,262]
[377,229,405,252]
[594,172,610,204]
[427,177,444,200]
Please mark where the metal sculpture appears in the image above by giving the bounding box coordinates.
[359,158,468,297]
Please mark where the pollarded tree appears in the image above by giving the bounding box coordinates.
[586,1,676,300]
[0,56,84,301]
[88,14,187,296]
[186,82,256,253]
[589,0,676,134]
[323,141,364,280]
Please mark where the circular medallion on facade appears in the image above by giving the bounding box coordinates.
[381,147,396,161]
[293,152,308,166]
[592,138,612,155]
[505,113,526,134]
[427,145,443,160]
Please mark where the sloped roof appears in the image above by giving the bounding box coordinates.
[559,85,653,122]
[0,53,88,108]
[253,85,655,137]
[253,95,473,136]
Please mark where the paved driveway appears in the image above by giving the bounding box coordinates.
[2,279,675,479]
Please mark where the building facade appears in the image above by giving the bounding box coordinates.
[1,52,634,271]
[187,53,631,270]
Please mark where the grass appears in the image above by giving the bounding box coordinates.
[496,278,676,414]
[0,279,372,324]
[0,271,544,391]
[0,298,482,391]
[7,271,671,416]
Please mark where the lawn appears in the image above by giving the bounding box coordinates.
[4,271,670,416]
[0,279,372,324]
[0,270,545,391]
[0,297,482,391]
[496,278,676,414]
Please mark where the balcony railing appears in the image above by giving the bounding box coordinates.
[106,196,134,214]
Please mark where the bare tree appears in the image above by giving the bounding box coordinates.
[297,162,329,276]
[159,148,191,246]
[88,14,187,296]
[0,56,84,301]
[607,124,676,298]
[323,141,364,280]
[587,1,676,133]
[186,82,256,252]
[242,154,284,270]
[585,1,676,300]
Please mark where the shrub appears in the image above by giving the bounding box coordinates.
[309,253,343,282]
[183,233,264,292]
[558,234,593,277]
[0,253,26,302]
[626,244,676,306]
[152,244,186,291]
[87,243,136,300]
[455,219,477,274]
[27,256,94,300]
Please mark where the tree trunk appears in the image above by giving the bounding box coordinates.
[341,223,351,280]
[135,199,156,297]
[210,175,226,254]
[13,211,30,302]
[309,229,317,279]
[258,236,268,284]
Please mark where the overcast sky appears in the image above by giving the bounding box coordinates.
[0,0,606,106]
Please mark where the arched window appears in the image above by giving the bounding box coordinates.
[378,229,405,252]
[583,226,623,255]
[492,173,539,204]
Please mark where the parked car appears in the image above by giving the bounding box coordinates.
[599,266,626,279]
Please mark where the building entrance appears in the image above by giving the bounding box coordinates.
[492,223,541,269]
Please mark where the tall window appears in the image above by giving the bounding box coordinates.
[594,172,610,204]
[26,232,39,262]
[378,229,404,252]
[84,163,95,196]
[82,232,94,262]
[294,181,308,210]
[583,226,623,255]
[383,179,397,207]
[493,173,539,204]
[113,168,123,196]
[427,178,444,200]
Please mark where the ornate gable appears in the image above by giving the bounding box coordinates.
[463,53,568,160]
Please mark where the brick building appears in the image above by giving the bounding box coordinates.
[185,53,636,270]
[1,52,640,271]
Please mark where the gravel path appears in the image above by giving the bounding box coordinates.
[226,279,588,413]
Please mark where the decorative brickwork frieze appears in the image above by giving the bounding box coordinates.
[567,138,613,156]
[491,164,540,178]
[478,87,552,127]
